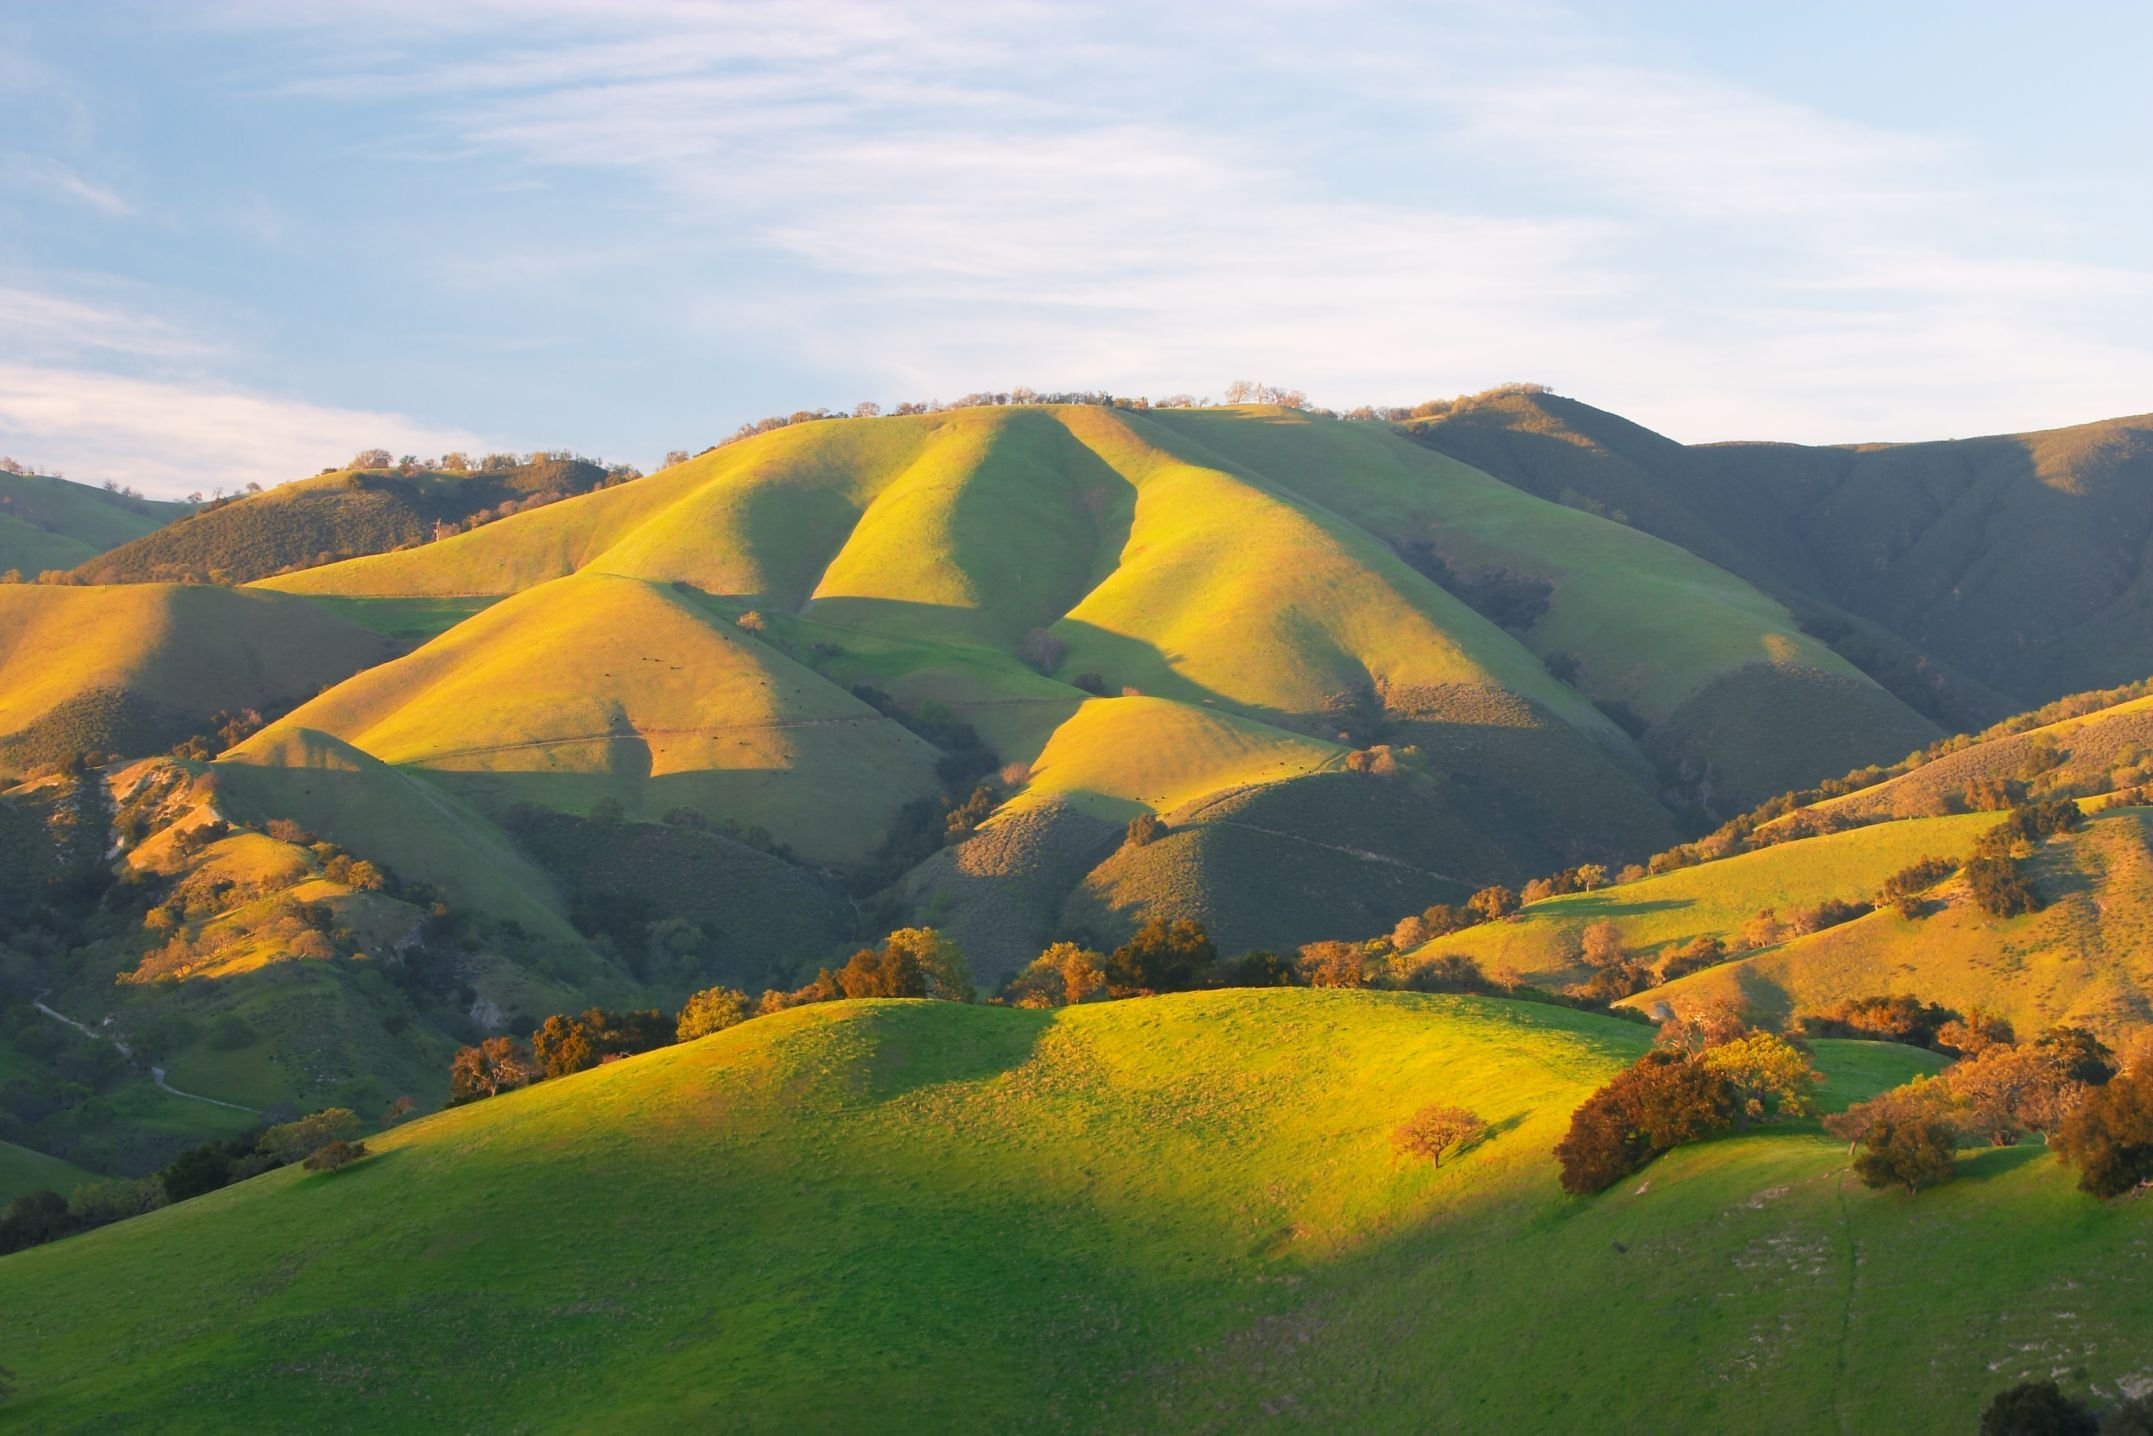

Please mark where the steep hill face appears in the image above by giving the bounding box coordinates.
[0,472,190,576]
[0,993,2143,1432]
[0,585,392,772]
[242,404,1944,974]
[72,458,611,585]
[1403,392,2153,723]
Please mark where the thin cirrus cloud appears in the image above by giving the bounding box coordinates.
[2,155,135,217]
[10,0,2153,497]
[226,0,2153,441]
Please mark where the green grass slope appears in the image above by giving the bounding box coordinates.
[0,585,391,769]
[75,458,609,586]
[1160,405,1941,808]
[1415,811,2001,985]
[249,407,1694,932]
[215,728,578,943]
[0,1138,96,1205]
[0,992,2142,1433]
[1648,807,2153,1037]
[0,472,189,576]
[246,569,944,864]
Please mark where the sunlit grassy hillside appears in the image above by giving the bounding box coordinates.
[1150,406,1940,805]
[1417,811,2001,986]
[0,585,390,770]
[1649,807,2153,1036]
[230,404,1973,968]
[0,991,2142,1433]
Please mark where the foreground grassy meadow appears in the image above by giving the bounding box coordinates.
[2,990,2144,1433]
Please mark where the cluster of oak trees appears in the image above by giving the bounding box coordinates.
[1825,1024,2152,1197]
[1552,994,2153,1202]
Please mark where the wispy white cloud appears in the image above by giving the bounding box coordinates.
[2,155,135,216]
[0,284,210,361]
[194,0,2153,443]
[0,363,490,497]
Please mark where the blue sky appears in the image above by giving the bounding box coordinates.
[3,1,2149,496]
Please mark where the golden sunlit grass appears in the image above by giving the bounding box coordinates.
[0,990,2143,1432]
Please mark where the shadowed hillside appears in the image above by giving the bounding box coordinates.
[1403,391,2153,722]
[0,471,190,577]
[73,457,614,586]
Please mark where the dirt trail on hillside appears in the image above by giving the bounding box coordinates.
[32,995,259,1115]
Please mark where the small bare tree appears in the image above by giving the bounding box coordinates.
[1393,1104,1489,1167]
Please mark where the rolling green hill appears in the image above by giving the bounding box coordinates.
[1404,390,2153,722]
[72,457,611,586]
[0,585,392,772]
[0,1138,96,1206]
[231,404,1964,977]
[0,472,190,577]
[0,991,2142,1433]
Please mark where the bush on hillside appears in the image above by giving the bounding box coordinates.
[1575,960,1652,1003]
[1123,813,1166,849]
[676,985,750,1041]
[1947,1043,2089,1147]
[1966,855,2038,917]
[1577,919,1626,967]
[1392,1104,1487,1168]
[302,1139,368,1173]
[1786,896,1872,935]
[1104,918,1217,997]
[1880,855,1957,917]
[1554,1050,1740,1195]
[1697,1032,1820,1124]
[1851,1115,1959,1195]
[1978,1380,2098,1435]
[259,1108,361,1164]
[2036,1026,2117,1086]
[1798,993,1956,1049]
[1657,934,1727,982]
[1004,942,1108,1008]
[2054,1067,2153,1197]
[0,1188,73,1254]
[1017,627,1066,674]
[1298,939,1376,989]
[1934,1009,2015,1057]
[1465,885,1518,922]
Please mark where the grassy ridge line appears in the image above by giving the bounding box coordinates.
[1415,811,2000,982]
[252,419,947,600]
[1766,690,2153,831]
[0,991,2141,1433]
[1140,406,1941,805]
[1644,806,2153,1037]
[1404,391,2153,711]
[1048,405,1631,743]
